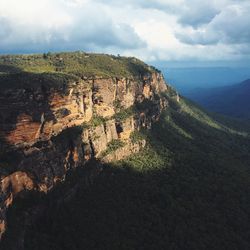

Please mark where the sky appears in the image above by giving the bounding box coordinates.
[0,0,250,66]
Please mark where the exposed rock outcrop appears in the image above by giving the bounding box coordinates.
[0,67,170,239]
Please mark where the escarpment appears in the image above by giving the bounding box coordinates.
[0,53,171,239]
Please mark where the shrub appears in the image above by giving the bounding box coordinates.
[91,115,107,127]
[112,107,134,121]
[102,139,125,157]
[130,131,145,143]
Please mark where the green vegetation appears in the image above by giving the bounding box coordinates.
[0,52,159,92]
[0,52,158,80]
[90,115,107,127]
[112,107,134,121]
[129,130,146,143]
[101,139,126,157]
[135,99,153,110]
[113,99,122,110]
[79,115,107,129]
[0,71,79,90]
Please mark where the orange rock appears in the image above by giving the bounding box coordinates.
[0,220,6,240]
[6,113,40,145]
[73,147,79,162]
[1,171,34,196]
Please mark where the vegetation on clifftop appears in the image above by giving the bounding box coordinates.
[0,52,159,80]
[0,71,79,90]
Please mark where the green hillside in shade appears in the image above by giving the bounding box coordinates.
[2,94,250,250]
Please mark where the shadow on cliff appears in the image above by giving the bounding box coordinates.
[2,109,250,250]
[0,69,79,176]
[0,136,23,175]
[0,65,26,164]
[0,69,72,131]
[0,64,23,74]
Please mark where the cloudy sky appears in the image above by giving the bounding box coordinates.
[0,0,249,65]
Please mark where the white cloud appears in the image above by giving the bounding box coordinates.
[0,0,144,53]
[0,0,249,64]
[176,3,250,45]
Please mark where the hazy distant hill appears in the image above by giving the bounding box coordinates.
[160,67,250,94]
[188,79,250,119]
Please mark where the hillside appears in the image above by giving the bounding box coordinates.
[0,51,170,244]
[0,53,250,250]
[2,96,250,250]
[188,79,250,119]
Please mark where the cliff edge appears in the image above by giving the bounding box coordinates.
[0,52,174,239]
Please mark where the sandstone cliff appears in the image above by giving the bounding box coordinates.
[0,53,171,239]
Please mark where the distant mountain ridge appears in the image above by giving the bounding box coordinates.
[188,79,250,119]
[160,67,250,94]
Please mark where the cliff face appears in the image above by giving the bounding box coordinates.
[0,68,169,239]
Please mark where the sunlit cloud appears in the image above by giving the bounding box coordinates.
[0,0,249,64]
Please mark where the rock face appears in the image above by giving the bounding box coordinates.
[0,69,169,239]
